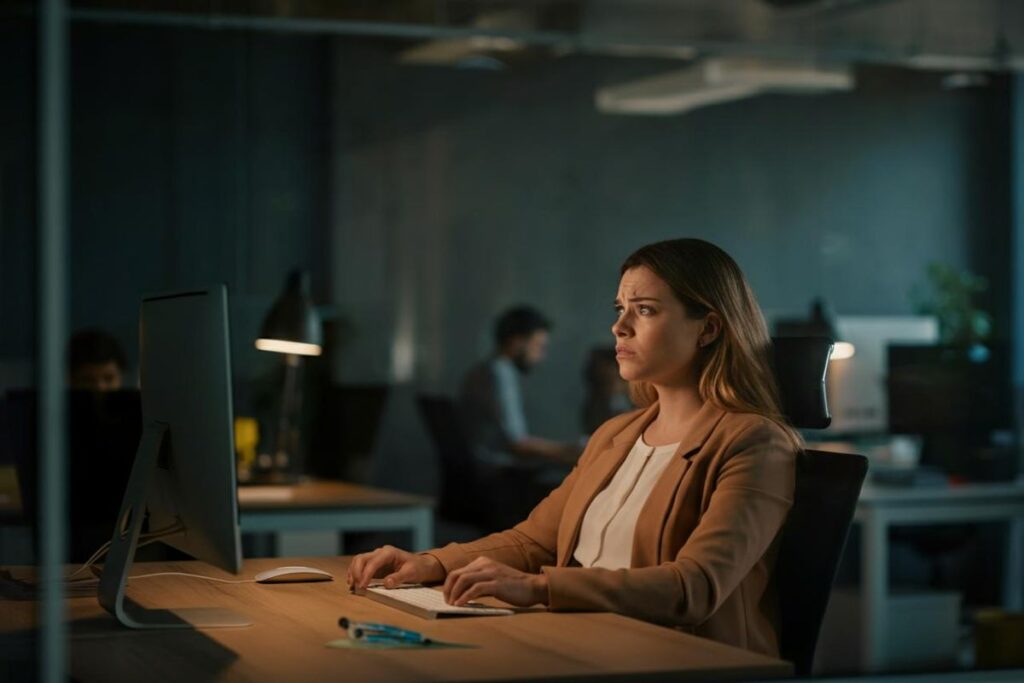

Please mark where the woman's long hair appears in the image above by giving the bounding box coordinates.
[621,238,801,446]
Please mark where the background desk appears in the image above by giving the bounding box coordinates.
[1,556,792,682]
[855,480,1024,672]
[238,481,434,556]
[0,479,435,563]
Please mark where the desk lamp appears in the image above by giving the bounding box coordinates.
[256,269,322,482]
[810,299,855,360]
[776,298,855,360]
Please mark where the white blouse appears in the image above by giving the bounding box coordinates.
[573,435,681,569]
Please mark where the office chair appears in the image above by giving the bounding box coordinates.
[416,394,551,534]
[307,383,389,481]
[7,389,150,563]
[770,337,869,677]
[415,394,490,529]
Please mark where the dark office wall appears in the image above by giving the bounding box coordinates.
[70,25,331,382]
[0,18,37,386]
[328,44,1013,468]
[2,28,1012,493]
[0,23,330,389]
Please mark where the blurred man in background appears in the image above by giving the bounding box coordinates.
[68,328,126,391]
[460,305,580,468]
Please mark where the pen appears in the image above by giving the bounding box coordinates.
[356,630,431,644]
[338,617,432,644]
[358,633,431,645]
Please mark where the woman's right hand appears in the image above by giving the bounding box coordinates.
[346,545,446,591]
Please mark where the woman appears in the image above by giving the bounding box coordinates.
[348,238,800,656]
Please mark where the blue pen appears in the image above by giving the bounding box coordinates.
[357,631,431,645]
[338,617,431,644]
[359,633,429,645]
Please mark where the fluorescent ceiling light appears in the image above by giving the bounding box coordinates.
[398,35,525,65]
[905,53,1024,73]
[596,56,853,115]
[707,57,852,90]
[598,78,760,115]
[905,54,997,71]
[595,43,698,60]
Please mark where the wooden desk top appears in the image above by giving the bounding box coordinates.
[2,557,792,682]
[237,480,434,512]
[0,479,433,522]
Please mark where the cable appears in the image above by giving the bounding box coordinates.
[15,520,271,590]
[128,572,255,584]
[64,518,186,582]
[66,518,183,581]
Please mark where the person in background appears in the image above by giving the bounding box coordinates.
[581,346,632,435]
[459,305,580,467]
[68,328,126,391]
[350,238,801,657]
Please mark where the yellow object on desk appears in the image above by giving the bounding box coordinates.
[976,609,1024,668]
[234,416,259,483]
[0,464,22,512]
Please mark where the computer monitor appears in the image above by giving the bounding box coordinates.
[98,285,249,629]
[887,343,1013,436]
[825,316,939,434]
[887,343,1015,479]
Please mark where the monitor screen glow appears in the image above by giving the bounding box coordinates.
[825,316,939,434]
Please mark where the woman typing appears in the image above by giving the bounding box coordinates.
[347,238,800,657]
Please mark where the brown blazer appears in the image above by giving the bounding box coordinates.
[427,400,797,656]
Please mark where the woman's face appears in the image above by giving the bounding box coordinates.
[612,266,713,387]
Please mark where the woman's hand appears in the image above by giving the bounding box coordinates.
[443,557,549,607]
[346,545,446,590]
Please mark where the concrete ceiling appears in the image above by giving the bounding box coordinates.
[579,0,1024,70]
[66,0,1024,71]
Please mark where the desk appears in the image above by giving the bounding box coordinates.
[238,481,434,555]
[0,556,792,682]
[855,480,1024,672]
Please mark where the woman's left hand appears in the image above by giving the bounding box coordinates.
[443,557,549,607]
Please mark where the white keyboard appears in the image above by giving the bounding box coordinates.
[364,586,514,619]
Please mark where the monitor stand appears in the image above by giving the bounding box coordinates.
[97,421,252,629]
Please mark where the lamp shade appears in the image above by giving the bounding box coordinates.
[255,269,322,356]
[807,299,855,360]
[773,298,855,360]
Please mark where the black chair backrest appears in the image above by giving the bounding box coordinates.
[7,389,143,562]
[307,383,389,480]
[415,394,485,524]
[776,449,868,676]
[769,336,868,675]
[771,336,833,430]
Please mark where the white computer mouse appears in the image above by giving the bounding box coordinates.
[254,565,334,584]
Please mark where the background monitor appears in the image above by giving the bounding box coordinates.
[887,343,1015,480]
[99,285,246,628]
[138,287,241,569]
[825,316,939,434]
[887,343,1013,436]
